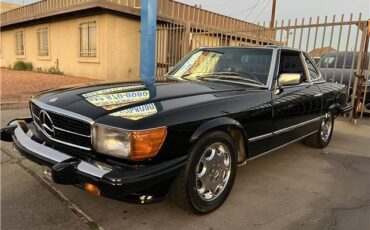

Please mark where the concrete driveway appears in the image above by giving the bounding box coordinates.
[1,108,369,230]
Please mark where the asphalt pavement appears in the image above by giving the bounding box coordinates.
[1,108,369,230]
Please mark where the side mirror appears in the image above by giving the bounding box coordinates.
[278,73,302,87]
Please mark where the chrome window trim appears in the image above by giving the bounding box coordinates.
[202,78,268,88]
[311,80,326,84]
[31,99,94,124]
[267,48,278,90]
[300,52,310,82]
[272,49,327,91]
[303,52,324,82]
[248,116,323,143]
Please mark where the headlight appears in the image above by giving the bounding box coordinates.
[92,124,167,160]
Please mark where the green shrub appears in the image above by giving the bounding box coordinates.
[13,61,27,70]
[25,62,33,71]
[13,61,33,71]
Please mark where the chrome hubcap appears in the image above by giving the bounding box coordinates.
[195,142,231,201]
[320,113,332,142]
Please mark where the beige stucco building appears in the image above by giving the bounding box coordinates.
[0,0,274,81]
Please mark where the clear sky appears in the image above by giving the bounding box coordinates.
[3,0,369,23]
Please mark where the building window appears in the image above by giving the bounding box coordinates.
[15,31,24,56]
[79,21,96,57]
[37,28,49,56]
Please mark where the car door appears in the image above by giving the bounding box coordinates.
[271,50,323,149]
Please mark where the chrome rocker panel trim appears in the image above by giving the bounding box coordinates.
[247,130,318,162]
[248,116,323,143]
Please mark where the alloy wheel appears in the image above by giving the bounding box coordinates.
[195,142,231,201]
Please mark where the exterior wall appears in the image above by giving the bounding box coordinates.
[0,13,141,81]
[104,14,141,82]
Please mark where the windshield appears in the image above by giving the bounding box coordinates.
[167,48,273,86]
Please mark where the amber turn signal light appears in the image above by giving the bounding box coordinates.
[131,127,167,160]
[85,183,100,196]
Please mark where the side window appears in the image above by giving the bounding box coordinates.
[304,54,322,81]
[279,51,307,82]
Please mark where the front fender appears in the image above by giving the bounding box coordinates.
[189,117,247,143]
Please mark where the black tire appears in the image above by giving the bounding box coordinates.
[304,112,334,148]
[169,130,238,214]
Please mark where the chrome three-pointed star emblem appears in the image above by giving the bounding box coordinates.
[39,110,54,137]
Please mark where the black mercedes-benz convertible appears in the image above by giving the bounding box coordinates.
[1,46,351,214]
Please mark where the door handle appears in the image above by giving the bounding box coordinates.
[314,93,323,97]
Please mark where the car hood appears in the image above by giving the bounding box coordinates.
[33,81,262,129]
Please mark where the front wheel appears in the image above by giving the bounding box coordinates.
[169,131,237,214]
[304,112,334,148]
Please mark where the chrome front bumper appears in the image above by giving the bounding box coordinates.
[9,120,111,179]
[1,119,187,199]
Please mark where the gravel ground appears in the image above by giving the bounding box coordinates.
[0,68,99,107]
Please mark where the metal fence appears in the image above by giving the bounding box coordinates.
[155,13,370,119]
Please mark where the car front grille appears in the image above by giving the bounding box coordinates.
[31,102,92,150]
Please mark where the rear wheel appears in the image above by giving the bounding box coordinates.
[169,131,237,214]
[304,112,334,148]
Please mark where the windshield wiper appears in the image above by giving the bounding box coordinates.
[179,73,215,81]
[199,75,264,86]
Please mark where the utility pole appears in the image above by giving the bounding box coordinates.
[140,0,157,85]
[269,0,276,28]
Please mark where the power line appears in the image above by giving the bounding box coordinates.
[203,0,245,8]
[228,0,269,16]
[243,0,262,20]
[254,0,271,23]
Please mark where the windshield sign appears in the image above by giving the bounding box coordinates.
[168,48,273,86]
